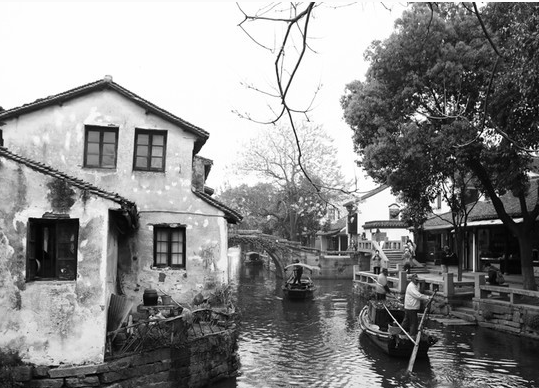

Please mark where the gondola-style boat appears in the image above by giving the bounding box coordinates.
[282,263,317,300]
[358,299,437,358]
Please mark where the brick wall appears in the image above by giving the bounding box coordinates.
[10,329,239,388]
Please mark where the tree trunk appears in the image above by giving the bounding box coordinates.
[515,228,537,291]
[289,210,298,242]
[456,227,464,282]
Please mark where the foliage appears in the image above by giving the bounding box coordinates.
[0,350,21,388]
[217,182,286,236]
[221,123,348,241]
[341,3,539,289]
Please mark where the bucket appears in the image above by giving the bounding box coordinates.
[161,295,173,305]
[143,289,158,306]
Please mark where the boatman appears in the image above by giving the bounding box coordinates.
[375,268,391,300]
[401,274,430,336]
[293,259,303,284]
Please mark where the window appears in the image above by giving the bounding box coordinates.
[153,226,185,268]
[84,125,118,168]
[133,129,167,171]
[26,218,79,281]
[389,204,400,220]
[436,193,442,209]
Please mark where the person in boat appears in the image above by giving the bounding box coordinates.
[401,274,430,336]
[292,259,303,284]
[375,268,391,300]
[372,250,381,275]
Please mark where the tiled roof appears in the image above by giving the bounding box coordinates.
[0,76,209,154]
[192,189,243,224]
[0,146,136,208]
[423,179,539,229]
[317,216,347,236]
[363,220,408,229]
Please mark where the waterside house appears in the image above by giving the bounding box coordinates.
[421,177,539,275]
[0,76,241,367]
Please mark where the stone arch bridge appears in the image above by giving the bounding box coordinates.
[228,230,371,279]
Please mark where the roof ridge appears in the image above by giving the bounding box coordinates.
[0,76,209,141]
[0,146,135,207]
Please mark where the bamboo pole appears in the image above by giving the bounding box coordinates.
[407,290,437,373]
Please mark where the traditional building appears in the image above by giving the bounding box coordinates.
[422,178,539,275]
[0,76,241,365]
[317,185,412,253]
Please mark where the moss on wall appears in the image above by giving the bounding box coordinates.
[46,179,75,213]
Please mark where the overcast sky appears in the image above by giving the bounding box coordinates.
[0,2,406,191]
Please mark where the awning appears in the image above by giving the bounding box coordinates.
[423,217,524,230]
[284,263,319,272]
[466,218,523,227]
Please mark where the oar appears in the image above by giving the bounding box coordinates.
[407,290,438,373]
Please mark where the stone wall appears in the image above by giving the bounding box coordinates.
[473,298,539,340]
[9,329,239,388]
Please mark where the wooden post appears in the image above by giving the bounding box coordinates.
[398,271,408,293]
[474,272,486,299]
[444,273,454,297]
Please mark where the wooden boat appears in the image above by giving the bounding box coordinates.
[282,263,317,300]
[244,252,264,267]
[358,300,437,358]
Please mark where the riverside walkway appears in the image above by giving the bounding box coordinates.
[354,263,539,339]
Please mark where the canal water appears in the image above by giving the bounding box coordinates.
[215,263,539,388]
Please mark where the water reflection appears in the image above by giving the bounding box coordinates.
[214,259,539,388]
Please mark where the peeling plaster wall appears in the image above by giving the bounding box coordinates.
[121,203,229,306]
[0,157,114,365]
[1,89,231,307]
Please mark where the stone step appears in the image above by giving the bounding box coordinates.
[450,307,477,323]
[430,314,477,326]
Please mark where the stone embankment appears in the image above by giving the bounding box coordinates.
[7,315,239,387]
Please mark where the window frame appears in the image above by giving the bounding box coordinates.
[153,225,186,269]
[83,125,119,169]
[133,129,167,172]
[26,217,79,282]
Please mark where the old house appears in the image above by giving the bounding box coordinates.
[318,185,413,252]
[421,178,539,275]
[0,76,241,366]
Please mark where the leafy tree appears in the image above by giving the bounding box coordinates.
[341,3,539,289]
[228,123,348,241]
[216,182,285,236]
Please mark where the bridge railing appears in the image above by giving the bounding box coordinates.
[353,267,475,297]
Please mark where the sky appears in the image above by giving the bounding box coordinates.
[0,2,407,192]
